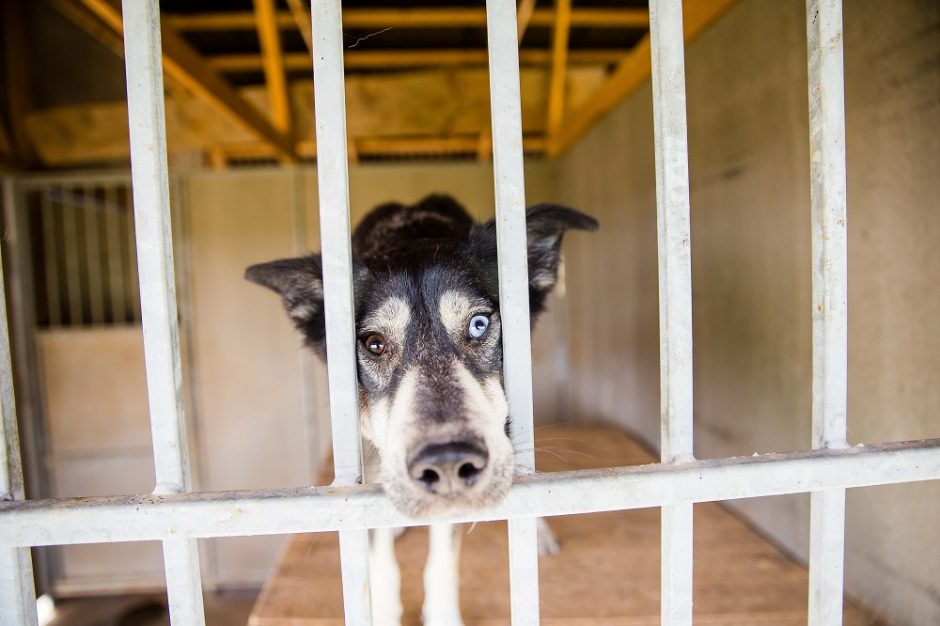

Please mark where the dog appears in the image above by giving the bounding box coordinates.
[246,194,597,625]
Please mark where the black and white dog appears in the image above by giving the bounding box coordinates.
[246,194,597,624]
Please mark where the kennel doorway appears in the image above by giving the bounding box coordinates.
[1,1,939,625]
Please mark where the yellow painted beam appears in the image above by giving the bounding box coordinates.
[284,0,313,54]
[165,8,648,31]
[208,49,625,73]
[549,0,739,157]
[253,0,292,139]
[546,0,572,139]
[516,0,538,41]
[76,0,295,161]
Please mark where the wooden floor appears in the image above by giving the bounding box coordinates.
[250,425,881,626]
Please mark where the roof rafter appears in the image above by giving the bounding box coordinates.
[284,0,313,54]
[74,0,296,161]
[253,0,292,138]
[549,0,739,157]
[546,0,573,139]
[164,8,649,31]
[208,49,626,73]
[516,0,538,41]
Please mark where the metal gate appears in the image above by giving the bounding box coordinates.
[2,1,939,625]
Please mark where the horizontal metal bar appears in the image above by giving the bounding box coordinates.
[1,438,937,548]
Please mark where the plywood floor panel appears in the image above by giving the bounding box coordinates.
[250,425,881,625]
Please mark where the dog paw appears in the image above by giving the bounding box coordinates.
[537,518,560,556]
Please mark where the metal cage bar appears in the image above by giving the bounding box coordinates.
[0,2,937,626]
[121,1,206,623]
[486,0,542,622]
[1,438,939,548]
[0,180,38,625]
[806,1,849,624]
[310,1,372,623]
[649,0,696,623]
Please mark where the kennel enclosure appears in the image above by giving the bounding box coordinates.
[1,1,940,625]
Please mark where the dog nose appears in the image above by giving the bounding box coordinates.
[408,441,488,495]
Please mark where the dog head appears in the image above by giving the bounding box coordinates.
[246,198,597,518]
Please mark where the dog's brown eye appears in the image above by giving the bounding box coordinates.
[363,333,386,356]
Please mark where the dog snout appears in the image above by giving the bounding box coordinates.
[408,441,488,496]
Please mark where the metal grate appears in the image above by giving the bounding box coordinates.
[18,178,141,329]
[1,1,939,625]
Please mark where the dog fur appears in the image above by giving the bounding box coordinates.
[246,194,597,624]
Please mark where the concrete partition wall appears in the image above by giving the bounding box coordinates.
[554,1,939,624]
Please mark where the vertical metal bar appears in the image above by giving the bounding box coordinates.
[83,185,105,325]
[0,180,39,626]
[806,1,848,624]
[649,1,695,624]
[62,187,83,326]
[104,185,126,324]
[125,186,142,322]
[309,2,372,623]
[40,189,62,327]
[121,1,205,624]
[485,1,541,623]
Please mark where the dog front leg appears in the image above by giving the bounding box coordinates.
[422,523,463,626]
[370,527,402,626]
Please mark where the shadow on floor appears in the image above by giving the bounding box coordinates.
[45,590,258,626]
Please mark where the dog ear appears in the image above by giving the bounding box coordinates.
[525,204,598,314]
[245,255,326,352]
[468,204,598,317]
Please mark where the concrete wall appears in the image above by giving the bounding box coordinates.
[554,1,940,624]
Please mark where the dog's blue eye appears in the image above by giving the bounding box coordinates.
[468,315,489,339]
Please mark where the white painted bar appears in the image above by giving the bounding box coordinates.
[2,439,937,548]
[83,184,106,325]
[486,0,541,622]
[0,180,38,626]
[61,187,83,325]
[104,185,127,324]
[649,0,695,623]
[309,1,372,623]
[806,1,849,624]
[121,1,205,623]
[40,188,62,327]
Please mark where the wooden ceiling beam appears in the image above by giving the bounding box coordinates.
[546,0,572,139]
[516,0,538,41]
[284,0,313,54]
[253,0,292,138]
[548,0,738,157]
[217,135,547,161]
[209,49,625,73]
[74,0,296,161]
[164,8,648,31]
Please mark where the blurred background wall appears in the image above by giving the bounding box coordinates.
[555,2,940,624]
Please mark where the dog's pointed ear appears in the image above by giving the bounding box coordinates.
[245,254,326,352]
[468,204,598,317]
[525,204,598,314]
